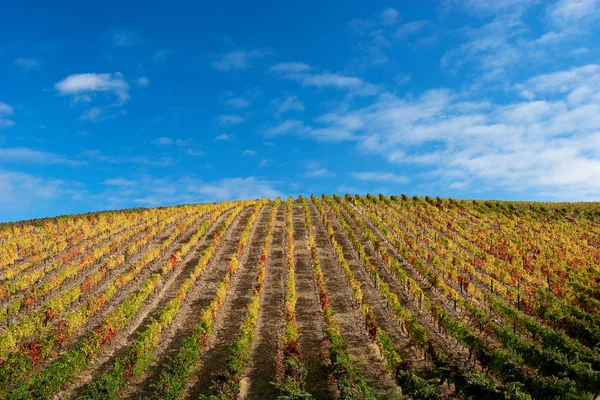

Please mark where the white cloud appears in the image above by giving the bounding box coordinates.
[265,120,308,136]
[243,149,256,156]
[79,107,103,121]
[150,137,194,147]
[194,177,282,200]
[259,159,272,168]
[452,0,537,15]
[393,20,430,40]
[303,73,378,94]
[187,149,205,157]
[216,114,245,126]
[226,97,250,108]
[304,161,335,178]
[380,8,399,25]
[441,2,597,81]
[14,58,40,69]
[270,96,305,116]
[519,64,600,103]
[348,7,399,34]
[152,137,173,145]
[289,64,600,199]
[394,74,412,85]
[265,119,357,142]
[103,178,135,186]
[549,0,598,25]
[271,62,379,96]
[351,172,409,183]
[55,72,130,105]
[176,139,193,146]
[0,170,78,212]
[213,49,272,71]
[0,147,83,166]
[0,102,15,128]
[214,134,235,141]
[99,175,282,208]
[0,103,13,115]
[136,77,150,87]
[0,169,89,220]
[81,149,173,167]
[571,47,590,55]
[109,29,142,47]
[269,62,312,74]
[304,168,334,178]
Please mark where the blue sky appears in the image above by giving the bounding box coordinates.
[1,0,599,221]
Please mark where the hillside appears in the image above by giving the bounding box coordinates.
[0,195,598,399]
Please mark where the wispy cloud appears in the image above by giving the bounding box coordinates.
[0,147,83,166]
[212,48,272,71]
[81,149,173,167]
[393,20,431,41]
[269,62,312,74]
[0,102,15,128]
[0,169,82,216]
[79,107,126,122]
[380,8,400,25]
[176,139,193,146]
[151,136,194,147]
[259,158,272,168]
[351,171,409,183]
[304,161,335,178]
[441,1,596,81]
[214,133,235,141]
[291,64,600,198]
[270,62,379,96]
[225,97,250,108]
[151,137,173,145]
[270,96,304,117]
[135,77,150,87]
[99,175,282,208]
[79,107,102,121]
[14,58,40,70]
[549,0,599,25]
[103,178,136,187]
[222,87,260,109]
[243,149,256,156]
[216,114,245,126]
[265,119,357,142]
[55,72,130,105]
[348,7,400,34]
[109,29,142,47]
[187,149,205,157]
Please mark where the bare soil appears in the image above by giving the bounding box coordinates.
[185,205,271,398]
[308,202,402,399]
[243,204,287,399]
[124,206,256,398]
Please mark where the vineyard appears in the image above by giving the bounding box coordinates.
[0,195,599,399]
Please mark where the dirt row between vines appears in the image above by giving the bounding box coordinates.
[308,202,403,399]
[290,203,331,399]
[57,211,215,361]
[323,202,431,373]
[58,208,236,398]
[240,203,287,399]
[126,205,256,398]
[185,205,272,398]
[347,201,490,371]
